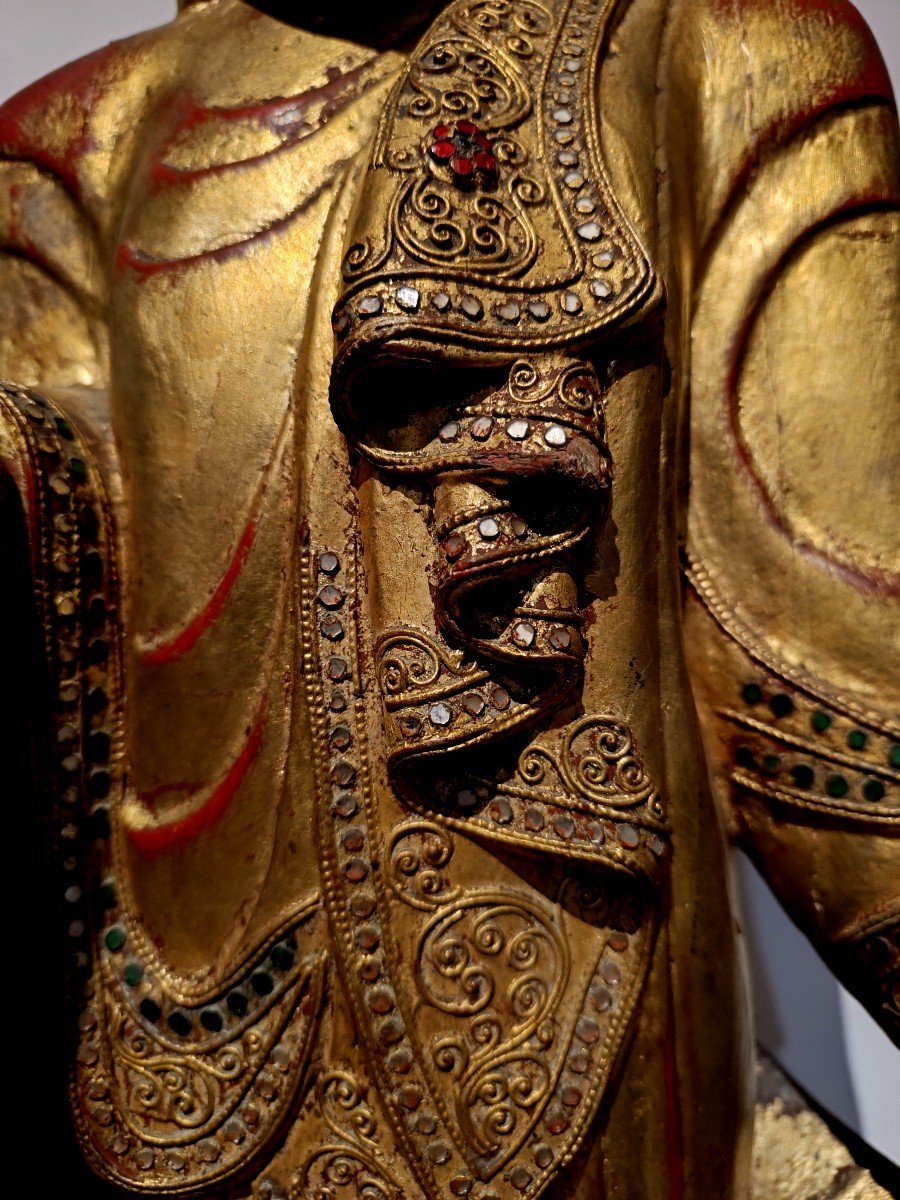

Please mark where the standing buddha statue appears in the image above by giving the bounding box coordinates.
[0,1,897,1196]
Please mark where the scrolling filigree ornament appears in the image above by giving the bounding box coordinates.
[388,822,570,1167]
[381,821,656,1185]
[304,538,665,1200]
[77,950,325,1189]
[425,715,670,881]
[295,1070,405,1200]
[312,53,667,1177]
[366,356,611,760]
[0,385,325,1193]
[330,0,658,401]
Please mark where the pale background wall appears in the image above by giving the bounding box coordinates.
[1,0,898,1167]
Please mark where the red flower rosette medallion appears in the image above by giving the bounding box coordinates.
[428,119,497,186]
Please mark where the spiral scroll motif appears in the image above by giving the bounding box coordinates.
[451,0,554,55]
[392,160,539,277]
[119,1039,246,1139]
[296,1071,404,1200]
[387,821,462,911]
[401,31,534,130]
[309,544,664,1200]
[520,716,660,813]
[330,0,656,359]
[389,822,570,1169]
[82,951,325,1173]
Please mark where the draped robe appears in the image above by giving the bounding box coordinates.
[0,2,896,1197]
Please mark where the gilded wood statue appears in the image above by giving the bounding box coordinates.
[0,1,897,1196]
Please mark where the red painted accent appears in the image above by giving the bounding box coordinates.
[699,0,894,279]
[0,42,120,198]
[139,510,258,665]
[148,59,375,190]
[693,3,898,597]
[128,709,266,859]
[138,777,201,813]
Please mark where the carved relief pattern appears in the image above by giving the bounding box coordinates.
[365,358,612,766]
[347,2,547,283]
[305,540,662,1200]
[393,166,540,280]
[295,1069,406,1199]
[398,709,669,879]
[377,627,492,744]
[687,566,899,828]
[353,355,669,878]
[0,385,324,1193]
[388,822,569,1167]
[331,0,656,361]
[519,716,659,810]
[76,953,325,1187]
[374,626,549,761]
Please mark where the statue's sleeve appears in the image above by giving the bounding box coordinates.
[668,0,900,1042]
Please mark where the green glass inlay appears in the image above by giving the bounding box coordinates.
[890,745,900,769]
[791,765,814,790]
[811,712,831,733]
[98,879,117,909]
[227,990,248,1017]
[200,1008,223,1033]
[123,962,143,987]
[68,456,87,481]
[741,684,763,706]
[761,754,780,775]
[847,730,867,752]
[271,944,295,971]
[863,779,885,803]
[104,925,126,952]
[139,998,161,1023]
[825,775,849,799]
[735,746,756,770]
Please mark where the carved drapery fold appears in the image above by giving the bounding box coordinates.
[0,384,325,1192]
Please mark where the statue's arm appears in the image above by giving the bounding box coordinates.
[670,0,900,1042]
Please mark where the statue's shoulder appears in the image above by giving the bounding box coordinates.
[668,0,891,100]
[663,0,895,244]
[0,20,183,213]
[0,2,399,216]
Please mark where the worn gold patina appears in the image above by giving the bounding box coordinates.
[0,1,897,1196]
